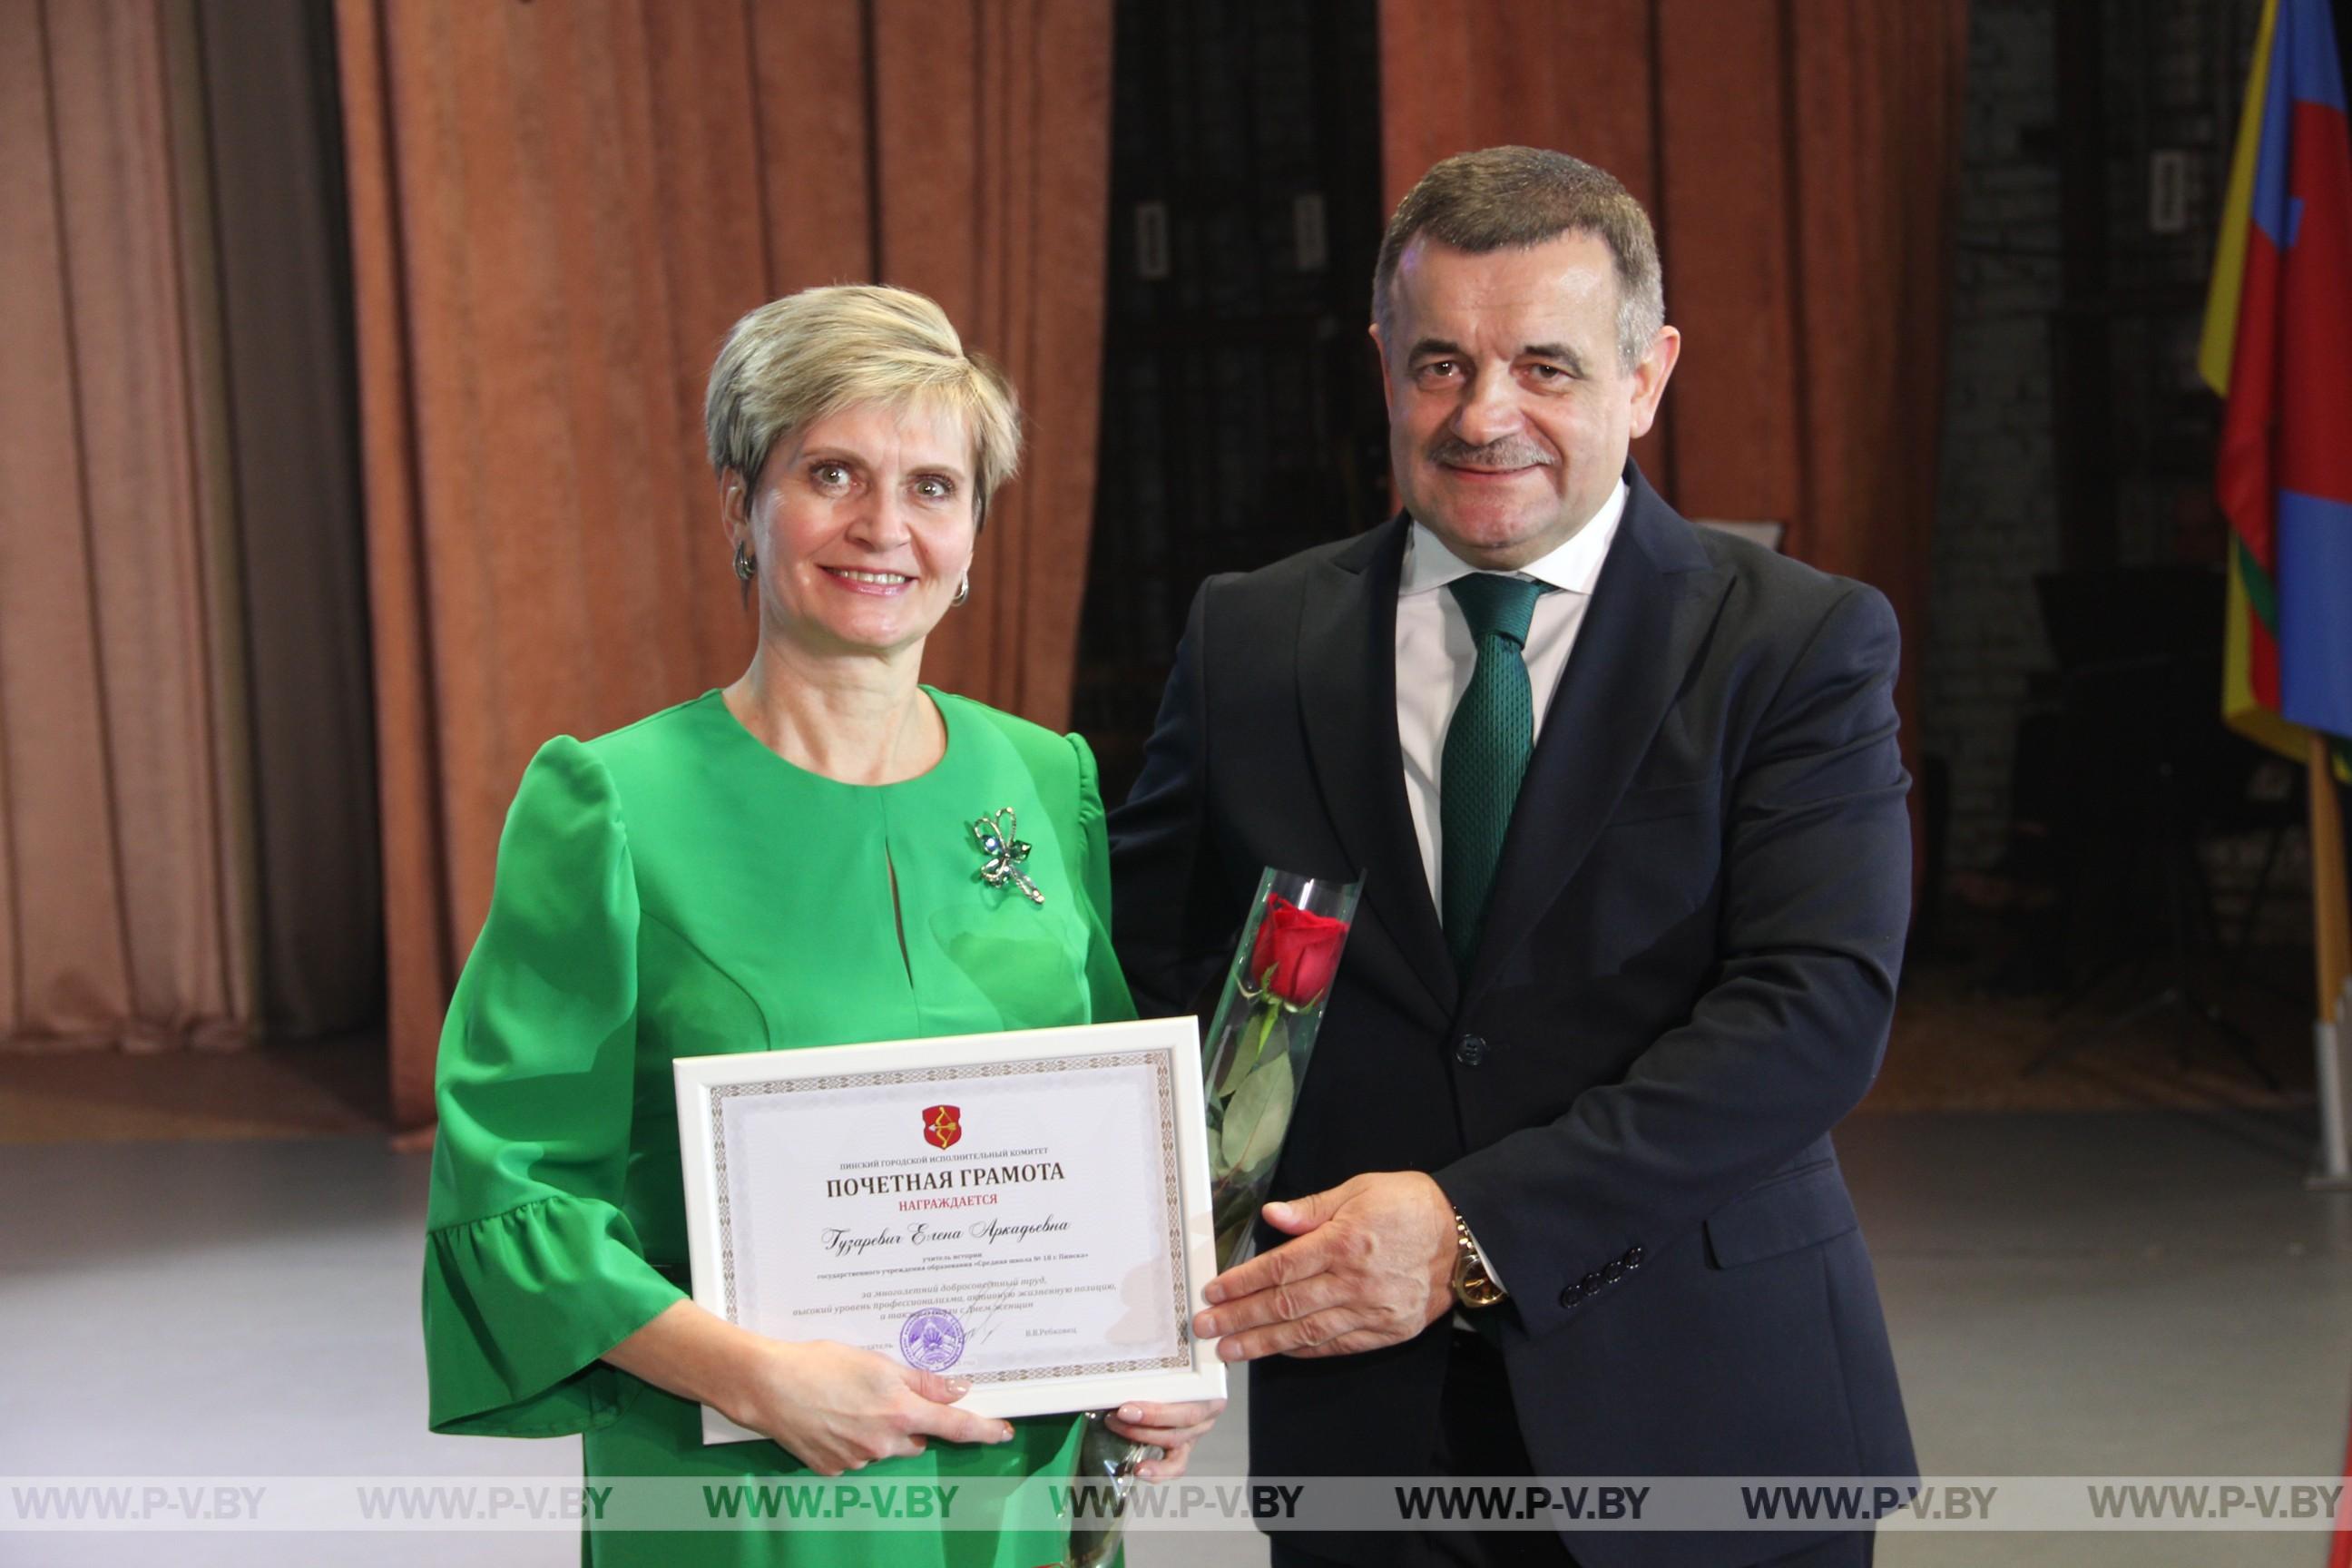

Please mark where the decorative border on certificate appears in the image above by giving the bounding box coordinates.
[706,1049,1193,1383]
[672,1015,1226,1436]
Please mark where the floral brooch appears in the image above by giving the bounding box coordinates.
[970,807,1044,906]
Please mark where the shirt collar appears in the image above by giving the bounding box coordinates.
[1399,477,1630,599]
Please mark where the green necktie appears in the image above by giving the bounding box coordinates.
[1441,573,1548,971]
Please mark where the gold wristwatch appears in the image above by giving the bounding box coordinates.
[1449,1208,1507,1309]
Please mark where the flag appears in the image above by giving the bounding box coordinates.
[2200,0,2352,757]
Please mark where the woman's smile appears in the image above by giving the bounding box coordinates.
[821,567,916,593]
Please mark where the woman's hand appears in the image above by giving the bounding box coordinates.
[724,1338,1016,1476]
[603,1303,1013,1477]
[1102,1396,1228,1482]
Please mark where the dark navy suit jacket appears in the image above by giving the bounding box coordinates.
[1108,463,1917,1568]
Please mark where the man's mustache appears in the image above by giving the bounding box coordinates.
[1426,435,1557,469]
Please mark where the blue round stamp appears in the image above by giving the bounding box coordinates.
[899,1308,966,1372]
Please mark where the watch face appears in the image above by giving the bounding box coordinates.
[1450,1213,1505,1308]
[1451,1250,1504,1308]
[1458,1274,1506,1308]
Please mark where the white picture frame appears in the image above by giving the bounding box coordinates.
[673,1015,1227,1443]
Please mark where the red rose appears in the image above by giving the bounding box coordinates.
[1247,894,1350,1006]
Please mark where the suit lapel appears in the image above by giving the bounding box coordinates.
[1460,469,1730,1007]
[1297,518,1457,1025]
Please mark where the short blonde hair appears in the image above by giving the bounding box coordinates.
[704,284,1022,521]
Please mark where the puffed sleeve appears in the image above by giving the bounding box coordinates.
[1068,732,1138,1026]
[420,737,685,1436]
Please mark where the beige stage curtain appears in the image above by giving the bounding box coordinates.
[193,0,384,1043]
[0,0,257,1053]
[1380,0,1969,803]
[0,0,381,1054]
[338,0,1115,1128]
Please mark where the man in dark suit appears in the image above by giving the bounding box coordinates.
[1109,147,1916,1568]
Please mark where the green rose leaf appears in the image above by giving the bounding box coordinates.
[1213,1033,1250,1099]
[1230,1140,1283,1191]
[1218,1049,1293,1178]
[1215,1000,1284,1099]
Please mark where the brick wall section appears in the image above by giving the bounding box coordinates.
[1925,0,2277,916]
[1923,0,2067,876]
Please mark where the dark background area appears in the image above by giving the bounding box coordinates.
[1076,0,1388,802]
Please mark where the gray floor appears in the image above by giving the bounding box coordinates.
[4,1111,2347,1565]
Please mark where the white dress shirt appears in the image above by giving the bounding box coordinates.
[1398,480,1625,1317]
[1396,478,1629,906]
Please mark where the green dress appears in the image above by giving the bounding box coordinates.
[422,689,1136,1566]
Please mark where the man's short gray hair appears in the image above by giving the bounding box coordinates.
[704,284,1021,520]
[1373,146,1665,371]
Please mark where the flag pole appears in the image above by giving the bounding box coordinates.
[2308,733,2352,1189]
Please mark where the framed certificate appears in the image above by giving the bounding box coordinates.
[673,1015,1227,1442]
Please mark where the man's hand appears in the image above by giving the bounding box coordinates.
[1191,1171,1456,1360]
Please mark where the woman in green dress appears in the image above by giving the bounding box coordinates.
[421,284,1223,1565]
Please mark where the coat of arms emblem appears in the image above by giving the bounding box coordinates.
[922,1104,962,1150]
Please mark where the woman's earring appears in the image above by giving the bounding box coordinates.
[733,541,756,582]
[950,573,970,608]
